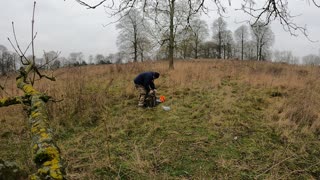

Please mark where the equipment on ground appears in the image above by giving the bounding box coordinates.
[144,93,166,108]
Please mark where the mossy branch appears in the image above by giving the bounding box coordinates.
[13,38,65,180]
[0,96,25,107]
[3,2,66,179]
[28,95,65,180]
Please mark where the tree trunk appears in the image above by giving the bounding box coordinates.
[168,0,175,69]
[195,38,198,59]
[218,31,222,59]
[133,25,138,62]
[241,33,244,60]
[256,40,260,61]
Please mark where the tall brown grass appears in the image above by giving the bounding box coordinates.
[1,59,319,137]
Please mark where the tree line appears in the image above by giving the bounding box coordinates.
[115,10,276,62]
[1,40,320,76]
[74,0,320,69]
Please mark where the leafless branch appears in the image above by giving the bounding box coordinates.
[311,0,320,7]
[9,23,31,65]
[236,0,318,41]
[7,33,37,66]
[31,1,37,86]
[41,50,61,69]
[0,76,10,96]
[75,0,108,9]
[0,96,26,107]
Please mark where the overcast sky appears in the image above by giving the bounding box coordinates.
[0,0,319,60]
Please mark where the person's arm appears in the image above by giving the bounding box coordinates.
[150,80,155,90]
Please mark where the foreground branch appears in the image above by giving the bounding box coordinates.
[17,64,65,179]
[3,1,65,179]
[0,96,25,107]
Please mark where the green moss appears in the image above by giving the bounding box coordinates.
[40,132,49,139]
[31,111,41,118]
[22,84,39,95]
[0,97,8,105]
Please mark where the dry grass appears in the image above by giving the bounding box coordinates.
[1,59,320,179]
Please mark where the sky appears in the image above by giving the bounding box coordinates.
[0,0,319,60]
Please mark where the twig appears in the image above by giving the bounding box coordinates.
[41,51,61,69]
[0,76,10,96]
[31,1,36,85]
[255,155,295,179]
[75,0,108,9]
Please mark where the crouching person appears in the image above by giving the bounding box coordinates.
[133,71,160,107]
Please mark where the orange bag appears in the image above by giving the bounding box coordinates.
[159,95,166,103]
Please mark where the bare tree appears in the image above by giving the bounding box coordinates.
[222,30,234,59]
[234,25,249,60]
[199,41,218,58]
[88,54,94,64]
[176,29,193,59]
[189,18,209,59]
[116,8,151,62]
[212,17,228,59]
[273,50,299,64]
[0,45,16,75]
[74,0,320,39]
[145,0,201,68]
[68,52,84,65]
[302,54,320,65]
[95,54,105,64]
[251,21,274,61]
[43,51,60,69]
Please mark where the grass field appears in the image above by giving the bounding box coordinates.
[1,59,320,179]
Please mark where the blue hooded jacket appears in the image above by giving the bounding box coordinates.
[134,72,156,91]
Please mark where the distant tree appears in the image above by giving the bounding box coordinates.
[222,30,234,59]
[234,25,250,60]
[0,45,16,75]
[115,51,126,64]
[199,41,218,58]
[88,55,94,64]
[95,54,105,64]
[137,36,152,62]
[43,51,59,69]
[59,57,68,67]
[302,54,320,65]
[212,17,228,59]
[81,61,87,66]
[244,41,256,60]
[0,45,9,75]
[116,9,151,62]
[68,52,84,66]
[176,28,193,59]
[189,18,209,59]
[145,0,209,68]
[273,50,299,64]
[105,53,115,63]
[51,60,61,69]
[251,22,274,61]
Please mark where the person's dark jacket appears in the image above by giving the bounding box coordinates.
[134,72,156,91]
